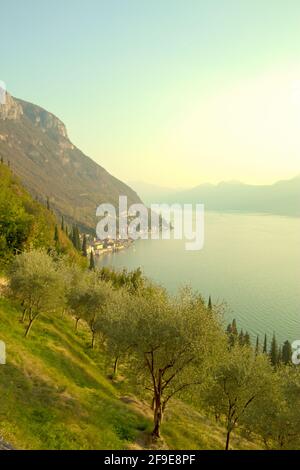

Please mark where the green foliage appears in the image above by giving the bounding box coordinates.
[2,245,300,450]
[0,297,151,450]
[269,333,279,366]
[98,266,144,293]
[0,165,34,259]
[100,288,136,375]
[89,251,95,270]
[9,249,65,337]
[0,164,84,266]
[65,269,110,348]
[71,225,81,251]
[226,319,238,347]
[203,345,275,450]
[255,336,260,355]
[282,340,292,365]
[263,334,267,353]
[126,287,225,438]
[244,366,300,449]
[82,234,87,257]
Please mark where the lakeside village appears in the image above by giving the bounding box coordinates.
[80,233,134,257]
[88,235,134,257]
[65,209,172,259]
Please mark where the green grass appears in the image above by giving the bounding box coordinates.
[0,296,260,450]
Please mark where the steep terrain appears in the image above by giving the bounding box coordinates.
[0,295,258,450]
[0,94,142,231]
[0,163,83,265]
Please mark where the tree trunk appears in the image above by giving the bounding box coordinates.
[25,317,35,338]
[75,317,80,331]
[151,395,155,410]
[152,395,163,439]
[91,330,96,349]
[21,308,27,323]
[113,356,119,376]
[225,430,231,450]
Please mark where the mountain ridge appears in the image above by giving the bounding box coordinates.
[0,94,142,231]
[132,177,300,216]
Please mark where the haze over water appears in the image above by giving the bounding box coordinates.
[99,211,300,344]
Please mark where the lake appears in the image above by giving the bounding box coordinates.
[98,212,300,344]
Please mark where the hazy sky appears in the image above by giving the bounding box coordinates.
[1,0,300,187]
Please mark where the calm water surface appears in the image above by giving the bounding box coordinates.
[98,212,300,343]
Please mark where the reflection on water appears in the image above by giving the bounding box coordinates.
[97,212,300,343]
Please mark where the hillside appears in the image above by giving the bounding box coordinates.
[0,94,142,231]
[0,294,258,450]
[0,163,83,265]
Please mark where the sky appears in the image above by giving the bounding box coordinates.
[1,0,300,188]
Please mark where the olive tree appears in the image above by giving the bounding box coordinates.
[101,288,137,376]
[81,273,111,349]
[65,265,91,331]
[129,287,224,440]
[244,366,300,449]
[9,249,64,337]
[202,345,275,450]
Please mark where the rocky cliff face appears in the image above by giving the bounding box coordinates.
[0,95,142,231]
[18,99,68,140]
[0,93,23,121]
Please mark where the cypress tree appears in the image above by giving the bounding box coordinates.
[89,251,95,270]
[61,216,65,232]
[46,196,50,211]
[278,346,282,364]
[54,225,59,244]
[270,333,279,366]
[238,329,245,346]
[231,319,238,336]
[71,225,81,250]
[282,340,292,364]
[82,234,88,257]
[227,319,238,347]
[263,334,267,354]
[71,225,75,245]
[208,295,212,311]
[244,331,251,346]
[255,335,260,355]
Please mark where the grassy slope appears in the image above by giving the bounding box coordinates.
[0,296,259,450]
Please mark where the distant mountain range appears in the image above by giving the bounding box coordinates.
[1,92,298,228]
[128,181,182,206]
[0,94,142,231]
[131,177,300,216]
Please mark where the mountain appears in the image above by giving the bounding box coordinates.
[129,181,182,206]
[0,94,142,231]
[138,178,300,217]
